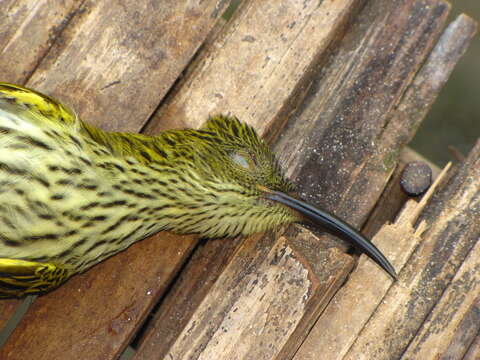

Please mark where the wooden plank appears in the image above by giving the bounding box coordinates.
[135,226,354,360]
[401,242,480,359]
[275,228,354,360]
[134,235,246,359]
[292,162,451,360]
[273,0,450,246]
[27,0,230,132]
[361,11,477,239]
[143,0,363,135]
[339,139,480,360]
[292,9,478,360]
[441,300,480,360]
[463,332,480,360]
[137,229,353,360]
[0,0,81,84]
[0,232,196,360]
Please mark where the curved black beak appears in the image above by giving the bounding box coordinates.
[265,190,397,279]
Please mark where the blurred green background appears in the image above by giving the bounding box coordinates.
[410,1,480,166]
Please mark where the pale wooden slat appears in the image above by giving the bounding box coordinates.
[292,163,451,360]
[463,332,480,360]
[27,0,230,132]
[359,13,479,240]
[134,235,247,358]
[0,0,81,84]
[135,226,354,360]
[341,139,480,360]
[441,300,480,360]
[137,230,353,360]
[400,241,479,359]
[144,0,363,135]
[166,233,347,360]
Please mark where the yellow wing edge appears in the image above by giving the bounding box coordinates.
[0,258,71,298]
[0,82,77,127]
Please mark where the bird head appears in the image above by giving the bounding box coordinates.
[194,115,295,194]
[164,115,396,278]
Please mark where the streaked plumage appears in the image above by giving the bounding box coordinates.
[0,82,395,298]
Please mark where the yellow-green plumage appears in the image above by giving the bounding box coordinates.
[0,82,297,297]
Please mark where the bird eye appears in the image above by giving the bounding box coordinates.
[232,151,254,170]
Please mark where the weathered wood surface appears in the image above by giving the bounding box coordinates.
[294,140,479,360]
[296,139,479,360]
[0,0,476,359]
[292,162,451,360]
[442,300,480,360]
[27,0,231,132]
[362,11,477,238]
[400,239,480,359]
[135,226,354,360]
[138,230,353,360]
[293,15,477,358]
[0,0,81,84]
[464,332,480,360]
[143,0,362,135]
[344,139,480,360]
[274,0,450,244]
[135,0,465,359]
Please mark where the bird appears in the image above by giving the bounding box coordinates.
[0,82,396,298]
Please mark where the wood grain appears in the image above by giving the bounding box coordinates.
[289,5,479,360]
[0,0,81,83]
[292,162,452,360]
[135,229,353,360]
[143,0,362,134]
[274,0,450,232]
[463,332,480,360]
[27,0,230,132]
[400,241,479,359]
[341,139,480,360]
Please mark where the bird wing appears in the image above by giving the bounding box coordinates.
[0,82,77,129]
[0,258,71,298]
